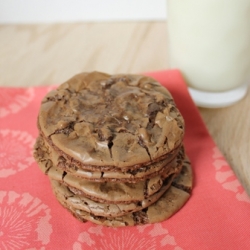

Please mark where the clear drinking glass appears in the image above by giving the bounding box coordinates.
[167,0,250,108]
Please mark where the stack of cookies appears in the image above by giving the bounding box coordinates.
[34,71,192,227]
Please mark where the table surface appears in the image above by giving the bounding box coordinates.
[0,22,249,195]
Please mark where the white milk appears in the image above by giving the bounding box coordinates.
[167,0,250,92]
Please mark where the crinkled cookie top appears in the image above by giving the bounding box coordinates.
[38,71,184,168]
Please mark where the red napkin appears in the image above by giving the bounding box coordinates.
[1,70,249,249]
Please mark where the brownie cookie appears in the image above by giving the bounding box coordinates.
[34,71,192,227]
[34,135,184,183]
[34,136,184,204]
[35,151,183,204]
[50,173,176,217]
[38,71,184,170]
[51,159,192,227]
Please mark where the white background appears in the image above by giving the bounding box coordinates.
[0,0,167,24]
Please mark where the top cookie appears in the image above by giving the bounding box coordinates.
[38,71,184,168]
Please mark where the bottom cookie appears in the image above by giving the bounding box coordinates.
[54,184,190,227]
[50,173,175,218]
[51,160,192,227]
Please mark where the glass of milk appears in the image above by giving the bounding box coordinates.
[167,0,250,108]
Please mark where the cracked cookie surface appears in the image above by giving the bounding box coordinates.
[34,136,184,203]
[38,71,184,169]
[34,135,184,183]
[34,71,192,227]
